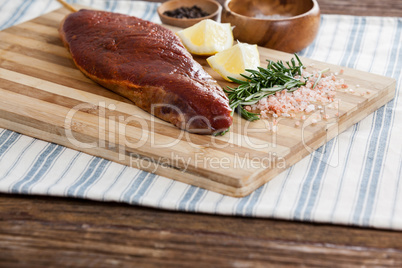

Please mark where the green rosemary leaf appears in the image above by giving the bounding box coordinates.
[228,76,248,84]
[261,86,283,92]
[312,68,330,89]
[225,54,306,121]
[214,127,231,136]
[240,107,260,121]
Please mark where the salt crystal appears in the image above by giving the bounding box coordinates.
[250,68,346,128]
[305,104,315,113]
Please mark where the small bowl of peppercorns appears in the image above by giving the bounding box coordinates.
[157,0,222,28]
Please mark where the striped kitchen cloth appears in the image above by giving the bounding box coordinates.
[0,0,401,230]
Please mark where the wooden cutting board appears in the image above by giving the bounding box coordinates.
[0,7,395,197]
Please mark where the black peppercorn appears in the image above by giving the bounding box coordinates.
[163,5,210,19]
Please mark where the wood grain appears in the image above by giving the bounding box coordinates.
[1,194,402,267]
[0,7,395,197]
[317,0,402,17]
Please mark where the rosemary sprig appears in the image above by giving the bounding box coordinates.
[224,54,307,121]
[312,67,330,89]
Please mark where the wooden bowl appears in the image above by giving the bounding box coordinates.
[221,0,320,53]
[157,0,222,28]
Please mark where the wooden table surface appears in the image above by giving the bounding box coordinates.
[1,0,401,267]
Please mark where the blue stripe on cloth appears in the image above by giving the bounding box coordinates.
[302,139,336,220]
[290,151,315,215]
[128,173,157,204]
[234,191,252,214]
[340,17,363,68]
[19,145,65,194]
[65,157,102,196]
[0,130,15,147]
[328,17,381,221]
[111,0,118,12]
[0,139,36,182]
[120,170,150,202]
[244,183,266,216]
[0,129,8,140]
[178,185,198,210]
[292,146,324,216]
[127,0,135,15]
[146,1,159,22]
[140,2,151,20]
[270,166,294,217]
[74,159,110,197]
[236,183,270,216]
[101,165,128,200]
[0,0,35,30]
[291,13,353,215]
[345,17,367,68]
[361,109,391,224]
[352,105,384,224]
[213,195,225,213]
[299,17,368,221]
[291,17,357,218]
[187,188,206,211]
[104,0,110,11]
[46,151,81,194]
[105,0,117,12]
[0,1,27,30]
[323,16,342,62]
[0,131,20,157]
[10,144,64,193]
[367,19,384,72]
[8,140,53,188]
[351,18,401,225]
[157,180,175,208]
[329,124,359,221]
[327,16,369,224]
[293,144,328,220]
[361,20,402,225]
[297,15,363,224]
[350,109,379,223]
